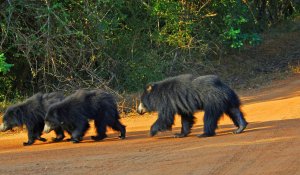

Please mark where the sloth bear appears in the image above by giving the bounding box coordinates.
[0,92,65,146]
[43,89,126,143]
[137,74,248,138]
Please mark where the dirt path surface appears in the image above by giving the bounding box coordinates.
[1,74,300,175]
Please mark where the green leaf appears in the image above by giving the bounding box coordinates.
[0,53,14,74]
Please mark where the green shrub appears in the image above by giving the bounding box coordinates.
[0,53,13,74]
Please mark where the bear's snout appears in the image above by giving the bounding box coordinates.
[0,123,4,132]
[43,122,52,133]
[137,103,147,115]
[0,123,10,132]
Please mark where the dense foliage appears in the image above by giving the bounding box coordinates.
[0,0,298,101]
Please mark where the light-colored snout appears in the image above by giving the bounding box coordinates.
[0,123,5,132]
[43,122,52,133]
[137,103,147,115]
[0,123,9,132]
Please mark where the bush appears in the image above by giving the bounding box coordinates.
[0,0,298,100]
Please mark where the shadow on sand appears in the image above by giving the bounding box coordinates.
[30,117,300,145]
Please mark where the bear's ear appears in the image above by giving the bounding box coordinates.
[146,83,157,93]
[146,84,155,93]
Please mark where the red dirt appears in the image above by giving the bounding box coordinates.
[1,74,300,175]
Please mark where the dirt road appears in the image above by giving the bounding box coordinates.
[0,74,300,175]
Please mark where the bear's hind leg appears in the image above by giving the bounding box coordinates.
[197,109,222,138]
[227,108,248,134]
[174,114,195,138]
[92,118,107,141]
[110,121,126,139]
[226,110,239,127]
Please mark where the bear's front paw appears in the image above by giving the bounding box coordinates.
[197,133,215,138]
[52,137,64,142]
[150,124,159,137]
[71,138,81,143]
[118,135,125,140]
[150,129,158,137]
[174,133,187,138]
[23,141,34,146]
[233,125,247,134]
[38,137,47,142]
[91,135,107,141]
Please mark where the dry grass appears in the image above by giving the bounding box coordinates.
[290,61,300,73]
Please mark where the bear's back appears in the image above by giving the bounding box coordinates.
[20,93,44,111]
[42,92,64,110]
[153,74,194,93]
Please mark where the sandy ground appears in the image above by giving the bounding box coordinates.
[0,74,300,175]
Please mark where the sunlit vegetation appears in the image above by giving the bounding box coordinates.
[0,0,298,103]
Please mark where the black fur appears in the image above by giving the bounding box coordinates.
[137,74,248,137]
[44,89,126,143]
[0,92,65,146]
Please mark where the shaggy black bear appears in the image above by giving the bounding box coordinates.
[0,92,65,146]
[43,89,126,143]
[137,74,248,138]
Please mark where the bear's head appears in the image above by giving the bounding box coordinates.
[137,83,157,115]
[0,105,23,132]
